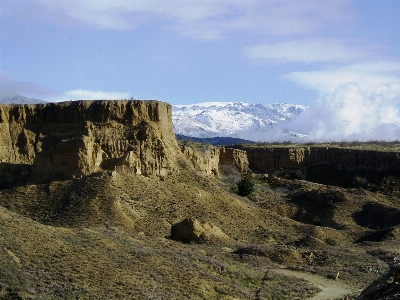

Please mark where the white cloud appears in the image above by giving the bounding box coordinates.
[54,89,131,102]
[285,61,400,96]
[287,83,400,141]
[281,61,400,141]
[245,39,370,63]
[7,0,352,40]
[227,0,351,35]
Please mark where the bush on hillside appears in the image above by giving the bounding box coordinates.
[236,173,255,196]
[220,164,242,185]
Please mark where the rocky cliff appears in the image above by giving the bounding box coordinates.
[233,146,400,173]
[0,100,181,187]
[180,144,249,175]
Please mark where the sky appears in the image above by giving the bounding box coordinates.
[1,0,400,140]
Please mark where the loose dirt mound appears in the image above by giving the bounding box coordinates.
[0,173,140,230]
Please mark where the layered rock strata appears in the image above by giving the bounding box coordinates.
[234,146,400,173]
[0,100,181,186]
[180,145,249,175]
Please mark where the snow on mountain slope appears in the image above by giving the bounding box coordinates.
[0,93,47,104]
[172,102,307,141]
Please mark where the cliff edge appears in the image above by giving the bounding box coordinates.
[233,146,400,173]
[0,100,181,186]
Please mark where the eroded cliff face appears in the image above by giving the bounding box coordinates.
[236,147,400,173]
[0,100,181,186]
[180,145,249,175]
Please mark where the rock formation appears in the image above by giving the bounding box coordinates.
[0,100,251,188]
[0,100,181,186]
[171,217,230,243]
[233,146,400,173]
[180,144,249,175]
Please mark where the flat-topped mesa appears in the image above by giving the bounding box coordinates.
[233,146,400,173]
[0,100,182,186]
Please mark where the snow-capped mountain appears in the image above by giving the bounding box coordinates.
[172,102,307,142]
[0,93,47,104]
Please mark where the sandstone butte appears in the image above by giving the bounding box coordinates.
[0,100,248,188]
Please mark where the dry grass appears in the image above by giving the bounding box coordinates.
[1,162,400,299]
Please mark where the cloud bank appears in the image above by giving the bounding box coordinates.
[289,84,400,141]
[233,60,400,142]
[281,62,400,141]
[55,89,131,101]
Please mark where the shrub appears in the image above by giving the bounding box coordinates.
[325,238,338,246]
[313,216,321,226]
[354,176,368,187]
[236,173,255,196]
[220,164,241,185]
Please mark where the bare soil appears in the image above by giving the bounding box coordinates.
[270,268,358,300]
[1,165,400,299]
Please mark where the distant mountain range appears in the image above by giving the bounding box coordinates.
[172,102,307,142]
[0,93,47,104]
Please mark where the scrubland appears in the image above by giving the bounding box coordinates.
[1,142,400,299]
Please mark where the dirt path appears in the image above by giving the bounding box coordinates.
[271,269,360,300]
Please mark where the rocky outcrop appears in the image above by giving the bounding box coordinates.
[180,145,249,175]
[0,100,181,186]
[171,217,230,243]
[233,146,400,173]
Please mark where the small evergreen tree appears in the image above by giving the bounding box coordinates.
[236,173,255,196]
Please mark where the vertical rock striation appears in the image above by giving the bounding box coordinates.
[180,145,249,175]
[0,100,181,186]
[234,146,400,173]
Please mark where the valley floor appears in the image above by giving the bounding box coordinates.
[1,167,400,299]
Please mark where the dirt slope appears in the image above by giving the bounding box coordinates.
[2,165,399,299]
[271,268,359,300]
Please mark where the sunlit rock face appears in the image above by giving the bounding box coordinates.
[0,100,182,186]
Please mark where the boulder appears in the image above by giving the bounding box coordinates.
[171,217,229,243]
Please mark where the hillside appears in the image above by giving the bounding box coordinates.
[0,100,399,299]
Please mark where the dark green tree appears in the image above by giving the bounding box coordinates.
[236,173,255,196]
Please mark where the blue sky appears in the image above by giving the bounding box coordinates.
[1,0,400,108]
